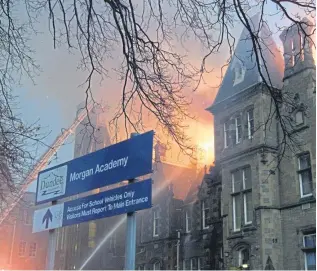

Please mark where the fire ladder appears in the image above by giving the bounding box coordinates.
[0,102,94,225]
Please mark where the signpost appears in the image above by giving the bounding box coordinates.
[35,131,154,205]
[33,130,154,270]
[33,179,152,233]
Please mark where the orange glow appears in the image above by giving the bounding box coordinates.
[197,141,214,165]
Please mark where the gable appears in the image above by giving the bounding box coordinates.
[211,14,283,108]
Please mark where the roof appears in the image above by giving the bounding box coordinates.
[152,161,201,200]
[210,14,284,108]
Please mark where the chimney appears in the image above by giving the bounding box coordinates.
[279,18,315,79]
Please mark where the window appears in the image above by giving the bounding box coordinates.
[56,228,60,251]
[233,61,246,85]
[303,233,316,270]
[23,210,32,225]
[140,215,144,242]
[19,241,26,257]
[235,116,242,144]
[295,111,304,125]
[88,221,96,248]
[300,34,305,61]
[202,201,210,229]
[60,228,65,250]
[185,211,191,233]
[224,122,230,148]
[198,258,203,270]
[298,153,313,198]
[291,40,295,66]
[153,209,159,236]
[29,242,37,257]
[238,248,250,266]
[191,258,198,270]
[247,109,254,139]
[153,261,160,270]
[109,232,116,249]
[183,259,190,270]
[232,167,252,231]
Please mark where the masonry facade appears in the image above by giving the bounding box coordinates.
[208,16,316,270]
[0,192,49,270]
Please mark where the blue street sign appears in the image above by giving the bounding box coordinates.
[33,179,152,233]
[35,131,154,205]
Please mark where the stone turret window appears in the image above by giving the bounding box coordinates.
[291,40,295,66]
[298,153,313,198]
[300,34,305,61]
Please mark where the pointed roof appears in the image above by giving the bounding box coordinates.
[209,14,284,109]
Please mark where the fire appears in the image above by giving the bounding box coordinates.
[197,141,214,165]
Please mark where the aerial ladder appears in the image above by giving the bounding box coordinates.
[0,102,95,225]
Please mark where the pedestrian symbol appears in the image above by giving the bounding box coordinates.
[42,209,53,229]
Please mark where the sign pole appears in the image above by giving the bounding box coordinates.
[124,133,138,270]
[46,200,57,270]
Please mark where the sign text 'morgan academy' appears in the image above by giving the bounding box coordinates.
[36,131,153,204]
[69,156,129,182]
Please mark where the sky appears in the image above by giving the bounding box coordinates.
[14,1,312,192]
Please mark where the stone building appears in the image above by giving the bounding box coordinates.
[135,157,223,271]
[208,15,316,270]
[0,192,49,270]
[180,165,223,270]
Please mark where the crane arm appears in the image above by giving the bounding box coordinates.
[0,102,94,225]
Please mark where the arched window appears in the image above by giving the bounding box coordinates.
[239,248,250,266]
[153,261,160,270]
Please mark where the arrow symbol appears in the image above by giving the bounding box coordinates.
[42,209,53,229]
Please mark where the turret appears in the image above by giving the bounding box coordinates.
[280,18,315,79]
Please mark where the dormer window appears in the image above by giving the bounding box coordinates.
[233,60,246,86]
[295,111,304,125]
